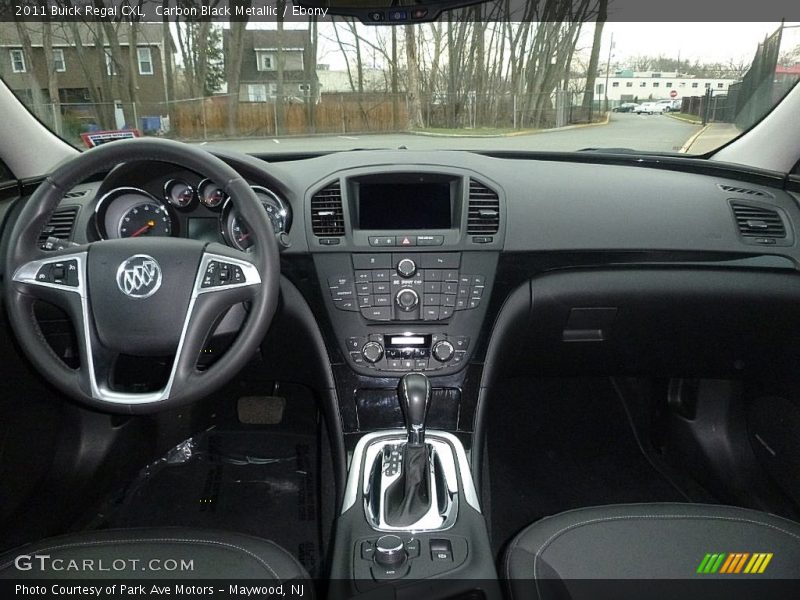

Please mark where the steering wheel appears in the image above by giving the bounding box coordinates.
[3,139,280,413]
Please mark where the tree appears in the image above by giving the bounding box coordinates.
[226,0,251,136]
[176,21,225,97]
[405,24,423,129]
[582,0,607,112]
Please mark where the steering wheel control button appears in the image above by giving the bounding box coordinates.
[397,258,417,277]
[116,254,162,299]
[361,341,384,364]
[432,340,455,363]
[35,260,80,287]
[202,261,245,289]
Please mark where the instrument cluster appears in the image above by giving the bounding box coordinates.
[95,176,291,249]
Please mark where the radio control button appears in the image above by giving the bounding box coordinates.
[443,270,459,282]
[374,294,392,306]
[372,282,391,294]
[420,253,459,269]
[439,306,454,319]
[396,288,419,311]
[432,340,455,362]
[362,341,384,364]
[362,306,392,321]
[358,296,372,307]
[397,258,417,278]
[423,307,440,321]
[353,253,392,269]
[355,270,372,283]
[424,282,442,293]
[372,269,392,281]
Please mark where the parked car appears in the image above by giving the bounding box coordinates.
[655,99,682,112]
[635,101,666,114]
[612,102,639,113]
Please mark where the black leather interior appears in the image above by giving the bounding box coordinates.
[505,503,800,594]
[0,527,311,582]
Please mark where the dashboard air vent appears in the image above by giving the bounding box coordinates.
[467,179,500,235]
[38,206,79,248]
[311,181,345,237]
[63,190,88,199]
[731,202,786,238]
[719,184,772,198]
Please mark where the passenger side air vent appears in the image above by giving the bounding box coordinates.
[719,184,772,198]
[467,179,500,235]
[38,206,79,249]
[311,181,345,237]
[731,202,786,238]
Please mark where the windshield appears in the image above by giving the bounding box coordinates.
[2,16,799,156]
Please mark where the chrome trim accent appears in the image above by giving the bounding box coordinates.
[342,430,480,520]
[12,251,260,405]
[164,179,195,208]
[93,186,164,240]
[116,254,162,299]
[198,178,227,209]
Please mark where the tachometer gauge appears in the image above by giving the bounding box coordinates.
[198,178,227,209]
[118,202,172,238]
[220,186,291,251]
[164,179,194,208]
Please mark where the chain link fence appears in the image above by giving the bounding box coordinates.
[21,89,606,145]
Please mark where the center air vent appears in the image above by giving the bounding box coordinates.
[731,202,786,238]
[467,179,500,235]
[311,181,345,237]
[38,206,79,249]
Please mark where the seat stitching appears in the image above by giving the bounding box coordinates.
[0,537,280,579]
[528,514,800,599]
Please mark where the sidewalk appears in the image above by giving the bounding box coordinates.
[681,122,741,154]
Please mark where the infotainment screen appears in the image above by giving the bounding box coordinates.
[358,182,451,230]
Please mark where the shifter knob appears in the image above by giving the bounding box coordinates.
[398,372,431,446]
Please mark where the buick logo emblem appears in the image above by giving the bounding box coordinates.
[116,255,162,298]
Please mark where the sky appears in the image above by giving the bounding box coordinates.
[251,21,800,71]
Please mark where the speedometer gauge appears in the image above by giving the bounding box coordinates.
[220,186,291,251]
[118,202,172,238]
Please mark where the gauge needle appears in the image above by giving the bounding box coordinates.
[130,220,155,238]
[239,232,251,242]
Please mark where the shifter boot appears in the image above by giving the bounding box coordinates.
[384,444,431,527]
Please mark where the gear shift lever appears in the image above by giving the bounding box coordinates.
[398,373,431,446]
[383,372,433,527]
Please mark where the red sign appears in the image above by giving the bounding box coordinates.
[669,90,678,98]
[80,129,140,148]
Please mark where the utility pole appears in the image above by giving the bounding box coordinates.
[604,32,614,112]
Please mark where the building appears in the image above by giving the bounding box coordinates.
[224,29,318,103]
[594,70,739,103]
[0,22,175,130]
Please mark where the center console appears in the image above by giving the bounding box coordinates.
[329,374,500,599]
[308,168,505,377]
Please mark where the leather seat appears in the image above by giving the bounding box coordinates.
[0,527,310,582]
[505,503,800,598]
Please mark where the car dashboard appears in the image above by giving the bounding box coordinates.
[16,147,800,428]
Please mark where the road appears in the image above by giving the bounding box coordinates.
[194,113,703,155]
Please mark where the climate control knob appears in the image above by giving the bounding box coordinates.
[432,340,455,363]
[395,289,419,311]
[374,535,407,567]
[362,341,384,364]
[397,258,417,278]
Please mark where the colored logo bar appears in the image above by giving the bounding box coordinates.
[697,553,773,574]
